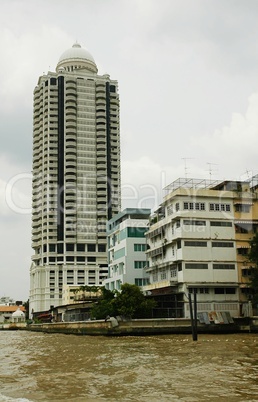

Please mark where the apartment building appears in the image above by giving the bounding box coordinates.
[144,177,258,318]
[104,208,151,291]
[30,43,121,313]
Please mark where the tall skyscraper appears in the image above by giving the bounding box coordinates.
[30,43,121,313]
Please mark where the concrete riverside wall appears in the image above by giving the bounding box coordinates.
[0,323,27,330]
[26,317,251,336]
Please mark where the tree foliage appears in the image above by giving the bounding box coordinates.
[90,283,156,320]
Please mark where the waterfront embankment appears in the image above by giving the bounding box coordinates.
[22,316,258,335]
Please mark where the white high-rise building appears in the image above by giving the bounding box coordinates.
[30,43,121,314]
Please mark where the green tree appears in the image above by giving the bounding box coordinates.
[90,288,117,319]
[113,283,156,319]
[90,284,156,320]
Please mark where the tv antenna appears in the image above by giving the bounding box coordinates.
[182,158,194,179]
[207,162,218,181]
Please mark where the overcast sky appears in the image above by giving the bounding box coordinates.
[1,0,258,301]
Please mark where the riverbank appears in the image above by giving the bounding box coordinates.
[1,317,258,335]
[22,316,258,335]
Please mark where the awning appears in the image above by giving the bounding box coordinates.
[234,202,253,205]
[235,220,256,225]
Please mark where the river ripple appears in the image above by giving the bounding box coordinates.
[0,331,257,401]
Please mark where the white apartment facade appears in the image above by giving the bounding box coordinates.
[104,209,151,291]
[144,178,242,319]
[30,43,121,314]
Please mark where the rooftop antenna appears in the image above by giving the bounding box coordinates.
[182,158,194,179]
[206,162,218,182]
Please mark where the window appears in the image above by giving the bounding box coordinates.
[184,202,205,211]
[242,269,252,277]
[212,242,234,248]
[177,240,181,249]
[77,244,85,252]
[209,203,231,212]
[170,267,177,277]
[214,287,236,294]
[135,278,149,286]
[66,244,74,251]
[185,263,208,269]
[184,241,207,247]
[49,244,56,252]
[199,288,209,294]
[134,261,146,269]
[98,244,106,252]
[189,287,209,294]
[160,270,166,280]
[167,205,173,215]
[183,220,206,226]
[175,202,180,211]
[210,221,232,227]
[237,248,249,255]
[134,244,146,252]
[235,204,251,213]
[213,264,235,270]
[88,244,96,252]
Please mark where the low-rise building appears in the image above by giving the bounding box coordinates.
[143,177,258,319]
[104,208,151,291]
[0,305,26,323]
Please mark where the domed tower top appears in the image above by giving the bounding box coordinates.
[56,42,98,73]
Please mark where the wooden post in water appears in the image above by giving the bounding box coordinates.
[193,290,198,341]
[188,292,198,341]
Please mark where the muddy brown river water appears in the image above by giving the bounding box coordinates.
[0,331,258,401]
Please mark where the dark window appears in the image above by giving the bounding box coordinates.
[98,244,106,252]
[213,264,235,270]
[242,269,252,277]
[77,256,85,262]
[66,244,74,251]
[88,257,96,262]
[57,243,63,253]
[214,288,224,294]
[77,244,85,252]
[50,78,57,85]
[49,244,56,252]
[177,240,181,249]
[214,287,236,294]
[66,256,74,261]
[238,248,248,255]
[185,263,208,269]
[210,221,232,227]
[110,85,116,93]
[212,242,234,248]
[185,241,207,247]
[88,244,96,252]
